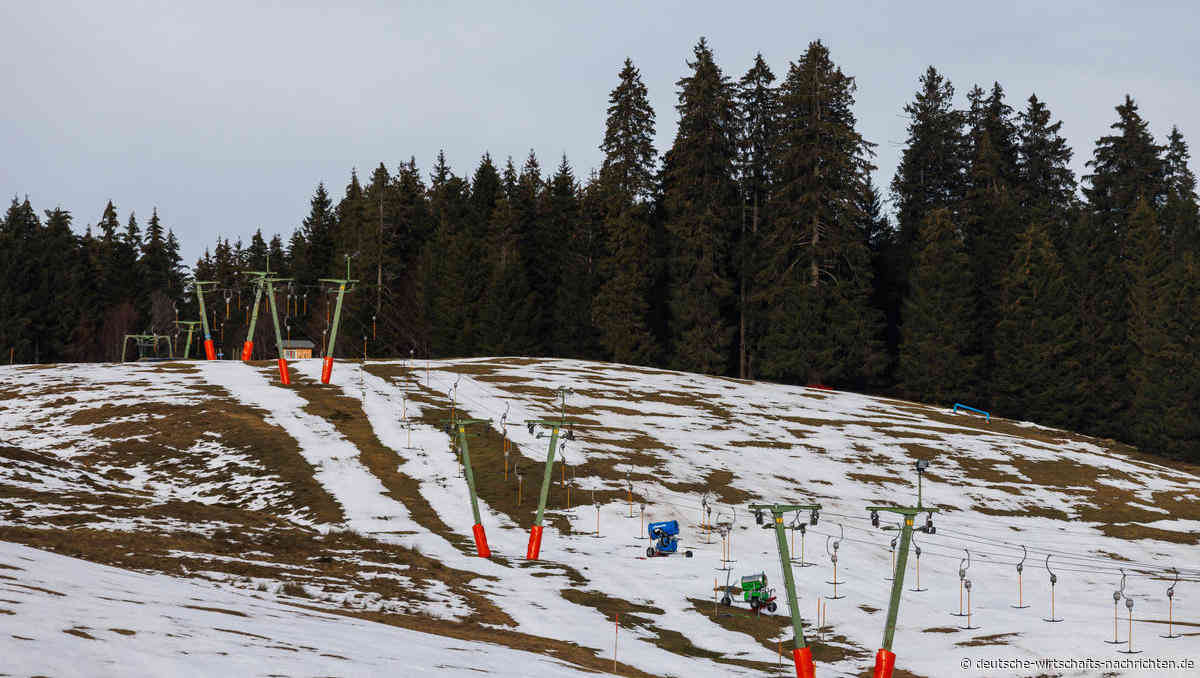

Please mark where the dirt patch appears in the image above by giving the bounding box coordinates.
[183,604,249,617]
[215,627,272,641]
[955,631,1020,647]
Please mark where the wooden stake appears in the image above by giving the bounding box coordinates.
[613,613,618,673]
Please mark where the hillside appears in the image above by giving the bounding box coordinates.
[1,358,1197,677]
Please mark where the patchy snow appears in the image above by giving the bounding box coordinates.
[1,358,1197,676]
[0,540,600,677]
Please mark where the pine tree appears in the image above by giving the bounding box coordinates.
[298,183,336,285]
[424,152,482,356]
[755,41,883,385]
[890,67,968,269]
[661,38,740,374]
[479,182,538,356]
[993,221,1079,425]
[141,208,171,295]
[246,229,268,271]
[0,198,41,361]
[1123,199,1188,457]
[1162,126,1199,253]
[735,53,777,378]
[267,234,286,276]
[898,209,980,403]
[548,156,597,358]
[962,83,1021,392]
[592,58,659,364]
[1084,95,1167,228]
[1074,96,1167,435]
[1017,94,1077,249]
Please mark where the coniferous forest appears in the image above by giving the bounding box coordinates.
[3,40,1198,463]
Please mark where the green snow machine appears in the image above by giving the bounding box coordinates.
[721,572,777,612]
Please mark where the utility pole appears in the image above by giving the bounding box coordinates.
[524,386,577,560]
[174,321,200,359]
[442,417,492,558]
[866,460,940,678]
[748,502,823,678]
[193,281,218,360]
[319,254,358,384]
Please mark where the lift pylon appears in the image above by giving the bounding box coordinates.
[748,502,822,678]
[264,275,293,384]
[240,270,269,360]
[442,417,492,558]
[865,460,940,678]
[193,281,218,360]
[174,321,201,359]
[318,255,358,384]
[525,386,577,560]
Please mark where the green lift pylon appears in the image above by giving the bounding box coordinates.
[193,280,218,360]
[319,255,357,384]
[121,334,172,362]
[174,321,201,359]
[866,460,940,678]
[748,502,823,678]
[264,275,293,384]
[240,270,269,361]
[442,416,492,558]
[525,387,577,560]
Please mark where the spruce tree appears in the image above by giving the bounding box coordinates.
[1075,96,1167,435]
[298,184,336,285]
[246,229,268,271]
[993,221,1079,425]
[1083,95,1167,228]
[547,156,597,358]
[890,67,968,270]
[662,38,740,374]
[897,209,980,404]
[1162,126,1199,253]
[0,198,40,361]
[962,83,1021,392]
[592,58,659,364]
[1017,94,1077,249]
[887,67,968,367]
[141,208,170,295]
[735,53,777,378]
[1123,199,1191,457]
[756,41,883,385]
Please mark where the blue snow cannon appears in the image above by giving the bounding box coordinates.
[646,520,693,558]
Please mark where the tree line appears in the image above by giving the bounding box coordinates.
[2,39,1196,462]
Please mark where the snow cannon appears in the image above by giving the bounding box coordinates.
[645,520,692,558]
[720,572,778,613]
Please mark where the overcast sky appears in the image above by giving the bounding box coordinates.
[3,1,1196,266]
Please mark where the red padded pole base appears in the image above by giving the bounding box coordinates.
[320,356,334,384]
[241,341,254,361]
[472,523,491,558]
[204,339,216,361]
[526,525,544,560]
[793,647,815,678]
[872,648,896,678]
[277,358,291,385]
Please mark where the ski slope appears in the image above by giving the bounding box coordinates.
[0,540,600,678]
[1,358,1197,676]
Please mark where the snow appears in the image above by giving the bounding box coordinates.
[2,357,1198,676]
[0,540,599,677]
